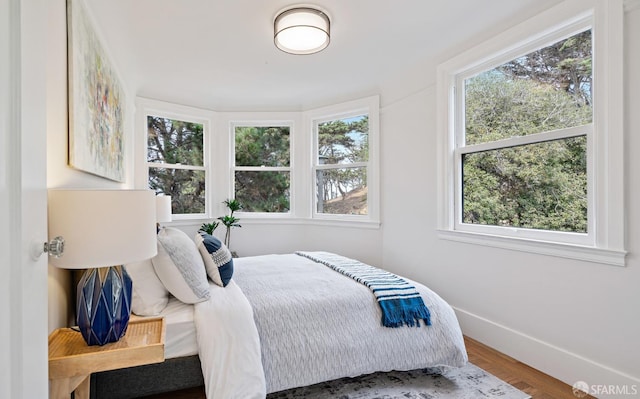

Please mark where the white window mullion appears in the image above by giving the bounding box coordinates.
[234,166,291,172]
[148,163,206,172]
[315,162,368,171]
[458,124,592,155]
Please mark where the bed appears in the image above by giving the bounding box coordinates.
[91,228,467,398]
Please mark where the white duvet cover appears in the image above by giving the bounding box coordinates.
[194,280,266,399]
[232,254,468,394]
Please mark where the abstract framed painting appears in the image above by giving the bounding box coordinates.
[67,0,125,182]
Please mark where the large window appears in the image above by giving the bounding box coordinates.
[437,1,625,265]
[233,125,291,213]
[147,115,206,215]
[314,114,369,216]
[307,95,379,223]
[461,30,591,237]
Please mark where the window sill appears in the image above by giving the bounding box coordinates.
[165,216,381,230]
[437,229,626,267]
[241,217,381,230]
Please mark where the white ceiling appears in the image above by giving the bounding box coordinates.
[85,0,563,111]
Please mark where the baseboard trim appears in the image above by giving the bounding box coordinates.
[453,307,639,397]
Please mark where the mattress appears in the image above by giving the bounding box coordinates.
[132,296,198,359]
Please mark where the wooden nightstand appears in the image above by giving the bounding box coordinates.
[48,317,165,399]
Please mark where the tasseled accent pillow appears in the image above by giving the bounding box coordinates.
[195,231,234,287]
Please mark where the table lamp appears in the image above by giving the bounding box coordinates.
[155,195,172,229]
[48,189,157,346]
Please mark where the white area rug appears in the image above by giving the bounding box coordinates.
[267,363,531,399]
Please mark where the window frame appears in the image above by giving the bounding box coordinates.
[137,98,380,228]
[137,98,212,221]
[455,24,594,246]
[230,121,294,216]
[307,96,380,224]
[436,0,626,266]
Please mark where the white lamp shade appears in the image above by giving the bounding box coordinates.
[48,189,157,269]
[156,195,172,223]
[274,7,330,55]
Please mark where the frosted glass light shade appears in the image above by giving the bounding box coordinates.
[274,7,330,55]
[48,189,157,269]
[156,195,172,223]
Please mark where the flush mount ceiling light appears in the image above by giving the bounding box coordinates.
[274,6,330,55]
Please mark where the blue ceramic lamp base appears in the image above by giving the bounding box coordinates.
[76,266,133,346]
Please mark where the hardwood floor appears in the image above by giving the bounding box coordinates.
[464,336,594,399]
[142,336,592,399]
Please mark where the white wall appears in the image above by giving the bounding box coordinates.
[46,0,136,332]
[223,223,382,267]
[173,221,382,267]
[380,5,640,395]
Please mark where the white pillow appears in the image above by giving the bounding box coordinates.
[153,227,210,304]
[125,258,169,316]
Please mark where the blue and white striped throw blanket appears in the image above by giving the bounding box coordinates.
[295,251,431,328]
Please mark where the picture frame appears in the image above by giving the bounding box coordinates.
[67,0,125,182]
